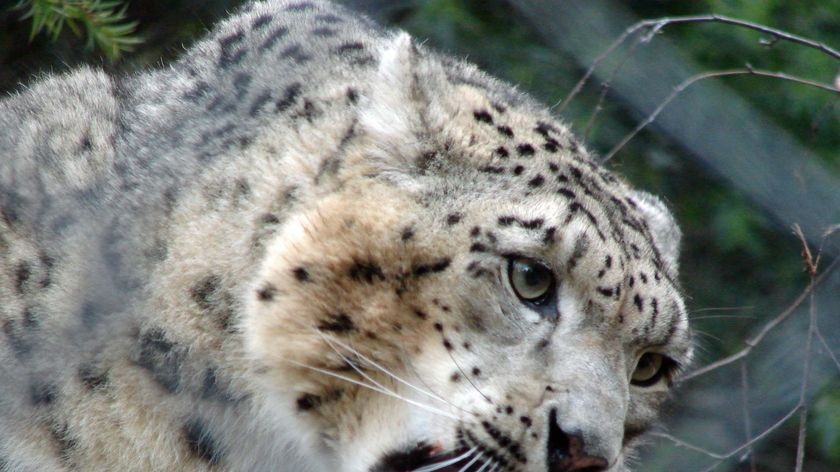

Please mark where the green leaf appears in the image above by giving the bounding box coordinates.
[10,0,143,60]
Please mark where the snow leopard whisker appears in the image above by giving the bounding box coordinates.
[458,451,484,472]
[319,331,461,410]
[287,359,459,420]
[319,332,394,393]
[412,447,478,472]
[475,457,495,472]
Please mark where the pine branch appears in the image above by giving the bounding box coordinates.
[12,0,142,60]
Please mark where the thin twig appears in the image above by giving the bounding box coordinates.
[740,360,757,472]
[680,256,839,382]
[582,38,643,138]
[557,14,840,113]
[651,403,801,466]
[792,225,818,472]
[601,67,839,162]
[816,328,840,373]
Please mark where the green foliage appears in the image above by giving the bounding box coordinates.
[12,0,142,60]
[812,384,840,462]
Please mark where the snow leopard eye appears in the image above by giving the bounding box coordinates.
[508,257,555,304]
[631,352,672,387]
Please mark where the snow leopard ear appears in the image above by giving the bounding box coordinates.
[631,191,682,275]
[358,32,444,176]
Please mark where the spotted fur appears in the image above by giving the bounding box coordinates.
[0,1,691,471]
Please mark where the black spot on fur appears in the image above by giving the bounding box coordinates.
[311,26,336,37]
[337,41,365,55]
[528,175,545,187]
[349,262,385,284]
[433,322,443,332]
[191,275,222,310]
[292,267,310,282]
[275,82,302,113]
[285,2,315,11]
[136,328,183,393]
[318,313,355,333]
[21,307,38,329]
[256,283,277,301]
[543,227,556,244]
[412,258,451,277]
[543,139,560,153]
[261,213,280,224]
[413,309,428,320]
[14,261,31,294]
[496,125,514,137]
[78,363,109,390]
[280,44,311,63]
[233,72,252,99]
[473,110,493,124]
[251,14,273,29]
[30,380,57,406]
[498,216,515,226]
[472,367,482,376]
[442,339,453,350]
[516,143,535,156]
[522,218,544,229]
[535,121,558,137]
[184,418,223,465]
[218,31,245,67]
[2,319,32,360]
[512,165,524,176]
[401,226,415,241]
[650,298,659,328]
[316,13,342,23]
[596,287,614,297]
[260,26,289,50]
[495,146,510,158]
[49,422,78,465]
[566,235,590,271]
[479,165,505,174]
[446,213,462,226]
[296,393,322,411]
[470,243,488,253]
[201,368,236,403]
[346,87,359,103]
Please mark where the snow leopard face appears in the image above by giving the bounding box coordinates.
[243,32,691,472]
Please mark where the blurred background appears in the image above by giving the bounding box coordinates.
[1,0,838,470]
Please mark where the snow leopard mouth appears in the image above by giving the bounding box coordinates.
[371,442,478,472]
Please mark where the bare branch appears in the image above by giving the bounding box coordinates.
[601,68,839,162]
[557,14,840,113]
[680,257,839,382]
[582,39,642,138]
[740,360,757,472]
[816,328,840,373]
[651,403,801,466]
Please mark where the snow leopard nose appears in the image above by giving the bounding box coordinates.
[546,409,609,472]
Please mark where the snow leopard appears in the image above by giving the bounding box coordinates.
[0,1,691,471]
